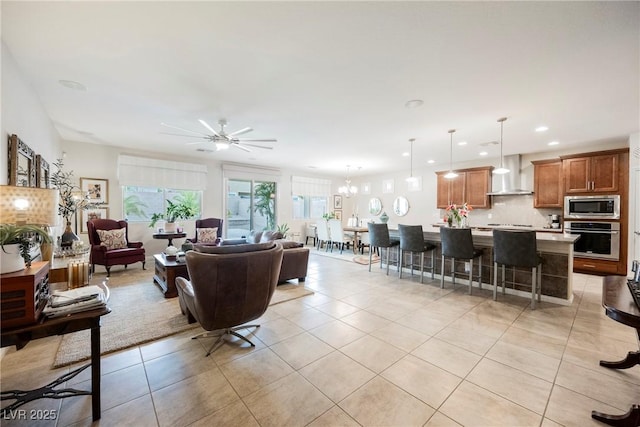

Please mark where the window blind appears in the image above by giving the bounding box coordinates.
[117,155,207,190]
[291,176,332,197]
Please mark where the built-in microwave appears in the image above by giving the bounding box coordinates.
[564,195,620,220]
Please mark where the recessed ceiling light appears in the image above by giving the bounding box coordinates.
[535,126,549,132]
[58,80,87,91]
[479,151,488,156]
[427,159,435,164]
[404,99,424,108]
[402,152,409,157]
[548,141,560,146]
[457,141,467,146]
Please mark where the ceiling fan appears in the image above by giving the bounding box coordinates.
[161,119,276,152]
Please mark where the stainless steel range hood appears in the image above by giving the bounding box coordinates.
[487,154,533,195]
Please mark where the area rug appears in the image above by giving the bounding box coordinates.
[52,270,313,368]
[353,254,380,265]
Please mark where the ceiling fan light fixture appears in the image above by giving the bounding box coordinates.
[493,117,510,175]
[215,142,230,151]
[445,129,458,180]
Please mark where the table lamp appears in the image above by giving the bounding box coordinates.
[0,185,60,261]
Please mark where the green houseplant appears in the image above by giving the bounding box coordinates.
[0,224,53,273]
[149,198,198,229]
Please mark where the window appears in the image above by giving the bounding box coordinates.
[291,176,331,220]
[123,186,202,222]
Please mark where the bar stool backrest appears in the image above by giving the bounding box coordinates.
[493,229,538,268]
[368,223,393,248]
[440,227,475,259]
[399,224,425,252]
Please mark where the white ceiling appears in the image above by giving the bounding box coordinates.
[2,1,639,177]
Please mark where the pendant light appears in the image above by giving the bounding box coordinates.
[406,138,418,183]
[444,129,458,179]
[338,165,358,198]
[493,117,510,175]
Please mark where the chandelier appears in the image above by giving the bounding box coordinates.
[338,165,358,198]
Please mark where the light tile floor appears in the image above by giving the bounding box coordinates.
[2,251,639,426]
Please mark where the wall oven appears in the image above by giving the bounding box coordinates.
[564,195,620,220]
[564,221,620,261]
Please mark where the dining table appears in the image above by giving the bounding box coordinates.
[343,226,369,254]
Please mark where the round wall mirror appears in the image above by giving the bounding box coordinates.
[393,196,409,216]
[368,197,382,215]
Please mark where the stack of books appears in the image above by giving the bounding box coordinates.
[43,284,109,318]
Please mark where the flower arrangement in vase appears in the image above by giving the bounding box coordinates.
[444,203,472,227]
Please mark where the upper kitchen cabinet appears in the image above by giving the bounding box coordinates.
[436,166,492,209]
[561,150,620,194]
[532,159,563,208]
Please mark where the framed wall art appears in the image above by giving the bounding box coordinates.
[36,155,50,188]
[81,207,110,233]
[80,177,109,204]
[334,210,342,220]
[8,134,36,187]
[333,195,343,209]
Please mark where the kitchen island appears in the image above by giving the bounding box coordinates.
[386,226,580,305]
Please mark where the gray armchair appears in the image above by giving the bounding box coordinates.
[175,242,283,356]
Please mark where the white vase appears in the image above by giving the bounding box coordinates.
[1,243,26,274]
[164,222,177,233]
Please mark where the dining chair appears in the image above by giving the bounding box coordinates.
[439,227,483,294]
[305,224,317,246]
[367,223,400,274]
[328,219,351,253]
[492,229,543,309]
[398,224,436,283]
[315,221,331,251]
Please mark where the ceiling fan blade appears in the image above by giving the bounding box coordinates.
[160,122,208,136]
[239,143,274,150]
[228,127,253,137]
[236,138,277,143]
[160,132,208,139]
[198,119,220,136]
[232,143,252,152]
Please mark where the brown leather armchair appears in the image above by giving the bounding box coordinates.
[186,218,223,245]
[87,219,146,276]
[175,242,283,356]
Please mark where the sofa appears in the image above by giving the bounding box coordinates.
[197,230,309,284]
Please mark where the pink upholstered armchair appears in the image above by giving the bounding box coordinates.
[87,219,146,276]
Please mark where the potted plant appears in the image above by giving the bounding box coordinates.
[0,224,53,273]
[149,198,198,232]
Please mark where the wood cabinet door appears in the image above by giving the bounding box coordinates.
[564,157,590,193]
[465,169,491,209]
[436,173,450,209]
[533,160,563,208]
[591,154,618,192]
[449,173,465,206]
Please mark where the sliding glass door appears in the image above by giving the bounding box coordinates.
[226,179,277,238]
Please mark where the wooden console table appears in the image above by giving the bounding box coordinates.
[1,306,111,421]
[590,275,640,427]
[153,254,188,298]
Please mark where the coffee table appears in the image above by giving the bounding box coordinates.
[153,254,188,298]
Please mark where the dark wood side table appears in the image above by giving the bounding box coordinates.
[153,254,188,298]
[1,306,111,421]
[591,275,640,427]
[152,232,187,248]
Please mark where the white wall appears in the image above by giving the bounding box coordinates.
[1,42,62,184]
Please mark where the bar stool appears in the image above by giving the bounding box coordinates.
[367,223,400,274]
[439,227,483,294]
[492,229,542,309]
[398,224,437,283]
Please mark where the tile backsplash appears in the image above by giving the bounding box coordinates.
[465,195,562,228]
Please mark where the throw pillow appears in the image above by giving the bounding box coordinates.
[196,227,218,243]
[260,230,284,242]
[97,228,128,250]
[248,231,263,244]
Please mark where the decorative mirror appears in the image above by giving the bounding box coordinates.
[36,155,50,188]
[368,197,382,215]
[393,196,409,216]
[8,134,36,187]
